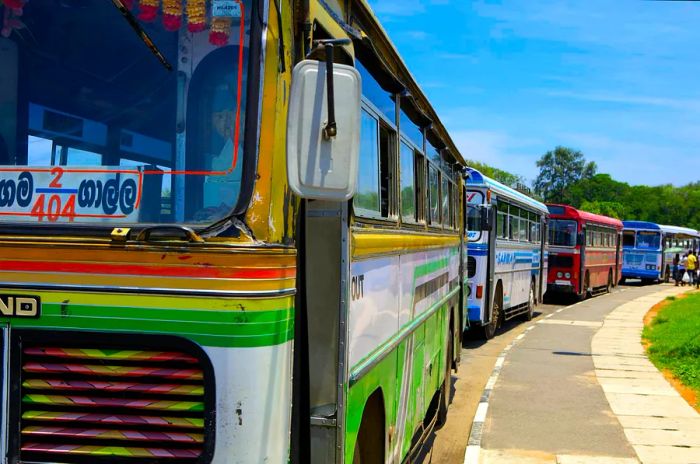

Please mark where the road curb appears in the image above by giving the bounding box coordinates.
[591,286,699,464]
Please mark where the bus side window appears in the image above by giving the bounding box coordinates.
[414,151,426,223]
[428,162,440,225]
[497,207,506,238]
[356,109,382,216]
[399,141,416,222]
[510,206,519,240]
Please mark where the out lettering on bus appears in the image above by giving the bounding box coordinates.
[351,274,365,301]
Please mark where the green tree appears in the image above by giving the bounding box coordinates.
[466,159,524,187]
[579,200,625,219]
[533,146,597,203]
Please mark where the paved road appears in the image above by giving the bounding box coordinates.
[416,292,571,463]
[418,282,664,464]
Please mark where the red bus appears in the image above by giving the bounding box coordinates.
[546,204,623,299]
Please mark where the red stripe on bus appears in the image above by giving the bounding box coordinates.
[0,260,294,280]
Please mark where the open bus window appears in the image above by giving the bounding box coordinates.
[0,0,253,225]
[623,230,635,247]
[637,231,661,250]
[549,219,577,247]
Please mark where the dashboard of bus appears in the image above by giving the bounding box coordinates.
[0,0,255,227]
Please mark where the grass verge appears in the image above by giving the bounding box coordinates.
[643,292,700,410]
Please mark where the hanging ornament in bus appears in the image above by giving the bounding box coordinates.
[1,0,26,38]
[162,0,182,30]
[186,0,207,32]
[209,16,231,46]
[137,0,160,22]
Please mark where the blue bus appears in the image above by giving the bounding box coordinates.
[621,221,663,283]
[464,168,548,339]
[622,221,700,283]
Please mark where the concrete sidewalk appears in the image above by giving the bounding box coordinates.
[592,287,700,464]
[478,284,699,464]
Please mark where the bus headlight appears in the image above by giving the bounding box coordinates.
[565,272,571,278]
[557,272,563,278]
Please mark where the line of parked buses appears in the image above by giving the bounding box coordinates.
[464,167,700,339]
[5,1,700,463]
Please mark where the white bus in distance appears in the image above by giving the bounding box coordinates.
[464,168,548,339]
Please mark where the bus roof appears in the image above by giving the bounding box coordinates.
[622,220,661,231]
[547,204,623,229]
[659,224,700,238]
[465,168,548,214]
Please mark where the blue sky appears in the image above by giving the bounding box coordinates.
[365,0,700,187]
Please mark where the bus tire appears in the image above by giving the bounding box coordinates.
[579,272,590,301]
[353,391,385,464]
[523,280,535,321]
[619,277,626,285]
[481,284,502,340]
[437,326,453,427]
[606,271,612,293]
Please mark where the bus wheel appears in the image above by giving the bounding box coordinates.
[523,281,535,321]
[353,392,385,464]
[481,285,501,340]
[437,327,453,427]
[606,271,612,293]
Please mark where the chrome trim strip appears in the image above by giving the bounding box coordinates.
[348,286,460,386]
[0,281,296,298]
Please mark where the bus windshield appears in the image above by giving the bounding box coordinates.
[636,231,661,250]
[0,0,253,226]
[467,204,481,240]
[549,219,577,247]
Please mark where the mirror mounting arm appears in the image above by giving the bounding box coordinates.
[323,43,337,139]
[310,38,352,140]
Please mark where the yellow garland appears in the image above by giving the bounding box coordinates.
[186,0,206,32]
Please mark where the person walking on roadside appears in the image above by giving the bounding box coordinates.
[673,253,681,286]
[687,249,697,286]
[680,253,689,286]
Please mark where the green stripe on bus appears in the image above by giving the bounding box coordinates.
[4,303,294,348]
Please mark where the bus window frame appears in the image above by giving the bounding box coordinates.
[354,98,398,223]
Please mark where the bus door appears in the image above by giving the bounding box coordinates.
[304,200,349,463]
[487,192,497,323]
[579,224,587,295]
[615,230,622,283]
[538,216,547,302]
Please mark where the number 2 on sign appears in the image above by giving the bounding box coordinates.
[49,166,64,188]
[30,194,76,222]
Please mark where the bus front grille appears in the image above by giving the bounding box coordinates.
[12,331,213,464]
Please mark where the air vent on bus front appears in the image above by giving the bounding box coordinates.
[467,257,477,278]
[13,332,213,464]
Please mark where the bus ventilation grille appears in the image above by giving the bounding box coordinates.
[467,257,477,278]
[17,340,209,463]
[549,255,574,268]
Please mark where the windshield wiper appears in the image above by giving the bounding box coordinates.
[110,0,173,71]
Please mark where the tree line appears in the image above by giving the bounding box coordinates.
[484,146,700,229]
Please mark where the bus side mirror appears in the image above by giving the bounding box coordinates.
[481,206,494,231]
[286,59,362,201]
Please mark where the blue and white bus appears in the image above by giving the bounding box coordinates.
[660,225,700,281]
[621,221,663,283]
[464,168,548,339]
[622,221,700,283]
